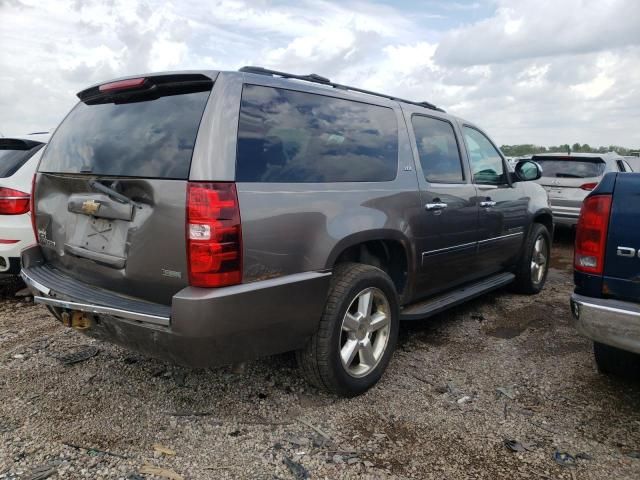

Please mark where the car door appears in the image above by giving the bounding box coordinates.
[460,125,529,276]
[406,113,480,298]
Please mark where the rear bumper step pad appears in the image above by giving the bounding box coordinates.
[21,264,170,326]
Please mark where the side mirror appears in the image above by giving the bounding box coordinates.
[514,160,542,182]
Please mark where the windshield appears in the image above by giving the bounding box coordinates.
[39,90,211,179]
[0,145,43,177]
[535,158,606,178]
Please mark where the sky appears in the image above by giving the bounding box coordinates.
[0,0,639,147]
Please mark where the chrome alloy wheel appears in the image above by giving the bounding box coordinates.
[339,287,391,378]
[531,235,548,285]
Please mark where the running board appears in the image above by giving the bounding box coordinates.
[400,272,515,321]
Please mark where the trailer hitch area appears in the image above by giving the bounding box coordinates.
[60,310,94,331]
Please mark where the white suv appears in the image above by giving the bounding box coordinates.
[0,133,48,274]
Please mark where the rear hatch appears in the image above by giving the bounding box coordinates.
[533,155,606,206]
[603,173,640,302]
[34,74,214,305]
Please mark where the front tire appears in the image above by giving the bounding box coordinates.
[594,342,640,378]
[511,223,551,294]
[296,263,399,396]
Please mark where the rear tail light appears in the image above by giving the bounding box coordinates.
[580,182,598,191]
[187,182,242,287]
[0,187,30,215]
[575,195,612,274]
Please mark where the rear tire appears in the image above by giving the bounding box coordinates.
[511,223,551,294]
[296,263,399,396]
[594,342,640,378]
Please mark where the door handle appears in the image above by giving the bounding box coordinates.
[479,200,496,208]
[425,202,448,211]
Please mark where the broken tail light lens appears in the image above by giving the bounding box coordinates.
[0,187,30,215]
[575,195,612,274]
[187,182,242,287]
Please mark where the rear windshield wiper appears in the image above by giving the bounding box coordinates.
[555,173,583,178]
[89,180,142,209]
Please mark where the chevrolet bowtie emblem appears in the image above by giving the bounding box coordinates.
[82,199,101,215]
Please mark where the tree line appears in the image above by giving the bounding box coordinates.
[500,143,640,157]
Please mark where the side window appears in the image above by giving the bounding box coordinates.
[462,127,507,185]
[623,160,634,172]
[411,115,464,183]
[236,85,398,182]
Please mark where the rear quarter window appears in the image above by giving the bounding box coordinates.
[38,90,211,179]
[236,85,398,182]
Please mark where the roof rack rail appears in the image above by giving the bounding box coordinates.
[239,66,445,113]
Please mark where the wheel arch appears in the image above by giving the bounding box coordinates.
[325,230,414,299]
[532,208,554,237]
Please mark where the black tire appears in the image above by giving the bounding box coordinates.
[511,223,551,294]
[296,263,399,396]
[594,342,640,378]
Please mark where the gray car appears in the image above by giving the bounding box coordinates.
[22,67,552,396]
[531,152,633,226]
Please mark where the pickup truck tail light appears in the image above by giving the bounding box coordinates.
[575,195,612,274]
[187,182,242,288]
[0,187,30,215]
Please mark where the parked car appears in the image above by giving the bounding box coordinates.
[531,152,633,227]
[21,67,552,395]
[623,155,639,173]
[570,171,640,376]
[0,133,48,274]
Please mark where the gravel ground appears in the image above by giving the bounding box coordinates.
[1,231,640,479]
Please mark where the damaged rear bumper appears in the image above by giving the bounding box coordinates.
[21,247,331,367]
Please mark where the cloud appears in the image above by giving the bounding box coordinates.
[0,0,638,148]
[434,0,640,66]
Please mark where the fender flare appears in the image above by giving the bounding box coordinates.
[324,229,414,270]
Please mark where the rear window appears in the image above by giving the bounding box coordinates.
[0,145,43,178]
[534,158,606,178]
[236,85,398,182]
[39,90,211,179]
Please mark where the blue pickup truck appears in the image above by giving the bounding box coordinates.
[571,172,640,375]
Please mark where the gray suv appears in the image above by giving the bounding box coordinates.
[22,67,552,396]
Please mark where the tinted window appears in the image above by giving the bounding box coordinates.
[0,145,42,178]
[462,127,506,185]
[533,158,606,178]
[39,90,210,179]
[412,116,463,183]
[236,85,398,182]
